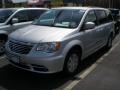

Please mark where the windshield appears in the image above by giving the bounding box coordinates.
[0,9,16,23]
[33,9,85,28]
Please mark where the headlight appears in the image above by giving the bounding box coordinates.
[36,42,61,53]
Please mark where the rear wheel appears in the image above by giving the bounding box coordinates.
[105,35,113,49]
[0,38,5,54]
[63,49,81,75]
[0,35,7,55]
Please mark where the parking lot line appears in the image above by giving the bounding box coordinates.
[0,86,7,90]
[63,40,120,90]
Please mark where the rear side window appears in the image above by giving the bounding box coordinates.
[105,10,113,22]
[95,10,107,25]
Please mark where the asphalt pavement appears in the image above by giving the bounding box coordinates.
[72,34,120,90]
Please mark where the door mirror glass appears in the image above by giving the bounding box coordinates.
[83,22,95,30]
[11,18,19,24]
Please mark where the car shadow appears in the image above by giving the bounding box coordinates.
[79,47,108,72]
[0,47,109,90]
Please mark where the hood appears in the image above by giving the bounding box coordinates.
[10,25,76,43]
[0,23,5,26]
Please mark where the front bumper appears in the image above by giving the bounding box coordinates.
[5,45,65,74]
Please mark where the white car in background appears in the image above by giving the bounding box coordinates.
[0,8,48,54]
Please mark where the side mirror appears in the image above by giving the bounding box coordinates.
[11,18,19,24]
[83,22,95,30]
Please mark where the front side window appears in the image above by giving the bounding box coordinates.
[33,9,85,28]
[13,10,29,23]
[0,9,16,23]
[84,10,97,25]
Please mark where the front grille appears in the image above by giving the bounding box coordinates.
[9,40,33,54]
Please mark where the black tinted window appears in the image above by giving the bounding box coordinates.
[95,10,107,25]
[105,10,113,22]
[13,10,29,23]
[0,9,16,23]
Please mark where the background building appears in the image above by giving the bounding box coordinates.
[27,0,51,7]
[85,0,120,9]
[64,0,84,6]
[0,0,13,8]
[63,0,120,9]
[0,0,120,9]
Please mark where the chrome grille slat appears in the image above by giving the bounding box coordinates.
[8,40,33,54]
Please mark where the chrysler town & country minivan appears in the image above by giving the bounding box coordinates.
[5,7,114,75]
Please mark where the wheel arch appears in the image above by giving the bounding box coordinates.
[62,40,83,75]
[62,40,84,60]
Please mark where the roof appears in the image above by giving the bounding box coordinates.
[0,8,17,11]
[52,6,107,11]
[17,7,49,10]
[0,7,48,11]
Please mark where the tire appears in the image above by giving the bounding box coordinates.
[0,38,5,55]
[63,49,81,75]
[0,35,7,55]
[105,35,113,49]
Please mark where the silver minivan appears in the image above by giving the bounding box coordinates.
[0,8,48,54]
[5,7,114,75]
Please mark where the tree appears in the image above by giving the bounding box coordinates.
[51,0,63,7]
[85,0,120,9]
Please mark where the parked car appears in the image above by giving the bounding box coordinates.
[5,7,114,75]
[109,8,120,34]
[0,8,48,54]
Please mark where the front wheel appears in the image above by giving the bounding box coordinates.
[63,49,81,75]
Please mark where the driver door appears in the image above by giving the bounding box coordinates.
[80,10,99,57]
[6,10,32,34]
